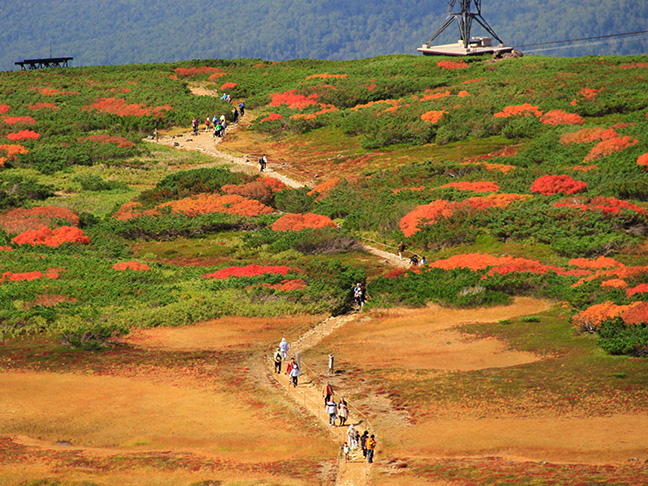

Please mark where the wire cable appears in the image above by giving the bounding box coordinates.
[513,29,648,49]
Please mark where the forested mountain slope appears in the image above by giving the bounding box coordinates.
[1,0,647,71]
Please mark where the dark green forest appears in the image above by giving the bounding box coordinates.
[1,0,647,71]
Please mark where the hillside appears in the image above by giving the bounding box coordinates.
[2,0,648,71]
[1,54,648,484]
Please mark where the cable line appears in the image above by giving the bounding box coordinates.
[513,29,648,49]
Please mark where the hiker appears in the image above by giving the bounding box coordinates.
[397,241,405,260]
[154,128,158,142]
[420,255,427,266]
[353,283,366,310]
[342,442,350,462]
[279,338,289,359]
[289,359,300,387]
[232,107,239,122]
[338,398,349,427]
[239,101,245,116]
[205,117,211,131]
[323,381,333,406]
[226,94,231,103]
[326,398,338,426]
[347,424,357,449]
[192,117,198,134]
[220,114,226,124]
[366,434,376,463]
[212,115,218,127]
[221,93,228,101]
[273,347,282,373]
[259,154,267,172]
[360,430,369,458]
[409,254,419,266]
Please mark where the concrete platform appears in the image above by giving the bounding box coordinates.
[418,42,514,57]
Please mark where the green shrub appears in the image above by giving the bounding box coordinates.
[59,321,129,351]
[598,319,648,357]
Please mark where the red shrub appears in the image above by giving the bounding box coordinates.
[572,301,631,331]
[569,165,598,172]
[258,279,307,291]
[0,246,13,251]
[601,278,627,289]
[0,144,29,166]
[621,302,648,326]
[437,60,468,69]
[0,206,80,234]
[161,193,273,218]
[392,186,425,195]
[486,257,563,276]
[222,181,274,205]
[540,109,584,126]
[259,177,288,192]
[0,268,62,283]
[400,200,457,237]
[39,88,79,95]
[494,104,542,118]
[3,116,36,125]
[420,90,450,101]
[270,89,318,109]
[384,268,407,279]
[429,253,512,271]
[113,261,151,271]
[11,226,90,247]
[83,97,171,118]
[627,283,648,298]
[636,153,648,168]
[530,175,587,195]
[462,78,486,84]
[589,196,645,216]
[208,72,228,81]
[203,264,300,279]
[583,136,638,162]
[7,130,40,141]
[308,178,340,198]
[440,181,500,193]
[174,67,223,77]
[0,104,9,114]
[568,256,624,269]
[580,88,603,100]
[82,134,135,147]
[271,213,336,232]
[221,82,238,90]
[259,113,283,124]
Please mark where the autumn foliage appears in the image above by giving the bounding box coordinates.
[259,113,283,124]
[7,130,40,141]
[270,89,318,110]
[82,134,135,147]
[530,175,587,195]
[0,206,80,234]
[494,104,542,118]
[0,144,29,166]
[174,66,224,77]
[437,60,468,70]
[221,82,238,90]
[28,102,58,110]
[306,73,348,79]
[271,213,336,232]
[440,181,500,193]
[113,261,151,271]
[202,264,300,279]
[83,97,171,117]
[3,116,37,125]
[420,110,446,123]
[307,178,340,198]
[583,136,638,162]
[161,193,273,218]
[11,226,90,247]
[540,109,584,126]
[0,268,62,283]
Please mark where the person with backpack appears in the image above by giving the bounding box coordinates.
[289,359,300,387]
[205,117,211,131]
[259,154,267,172]
[322,381,333,406]
[279,338,289,359]
[239,101,245,116]
[192,117,198,135]
[338,398,349,426]
[273,347,282,373]
[326,398,338,426]
[360,430,369,458]
[366,434,376,463]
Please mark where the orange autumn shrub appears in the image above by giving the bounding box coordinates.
[568,256,624,269]
[112,202,160,221]
[636,153,648,168]
[620,302,648,326]
[258,279,307,291]
[601,278,627,289]
[221,82,238,90]
[0,268,62,283]
[493,104,542,118]
[7,130,39,141]
[290,104,339,120]
[3,116,36,125]
[0,144,29,166]
[420,110,446,123]
[259,113,282,123]
[384,267,407,279]
[392,186,425,195]
[540,109,584,126]
[0,206,80,234]
[39,88,79,95]
[440,181,500,193]
[28,102,58,110]
[437,60,468,69]
[308,178,340,198]
[429,253,512,271]
[463,193,529,210]
[83,97,171,117]
[306,73,348,79]
[0,104,9,114]
[572,301,633,332]
[208,72,227,81]
[560,127,617,145]
[0,246,12,251]
[222,180,274,205]
[589,196,645,216]
[569,165,598,172]
[11,226,90,247]
[203,264,300,279]
[420,90,450,101]
[350,99,397,111]
[399,200,457,237]
[161,193,273,218]
[260,177,288,192]
[113,261,151,271]
[457,90,471,97]
[627,283,648,298]
[271,213,336,232]
[580,88,603,100]
[463,77,486,84]
[82,134,135,147]
[270,89,318,109]
[174,66,223,77]
[25,294,76,308]
[583,136,638,162]
[531,175,587,195]
[486,257,563,277]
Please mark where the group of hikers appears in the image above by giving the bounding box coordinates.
[397,241,427,266]
[191,100,246,139]
[273,338,377,465]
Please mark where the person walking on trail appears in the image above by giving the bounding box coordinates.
[279,338,289,360]
[326,398,338,426]
[239,101,245,116]
[420,255,427,266]
[366,434,376,463]
[342,442,350,462]
[353,283,366,310]
[205,117,211,131]
[192,117,198,135]
[409,254,419,266]
[347,424,357,449]
[289,359,300,387]
[360,430,369,458]
[154,128,158,142]
[338,398,349,426]
[232,107,239,122]
[397,240,406,260]
[323,381,333,406]
[259,154,267,172]
[273,347,282,373]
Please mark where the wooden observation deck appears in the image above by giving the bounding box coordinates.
[15,57,73,70]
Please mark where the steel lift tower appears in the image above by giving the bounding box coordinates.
[418,0,514,56]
